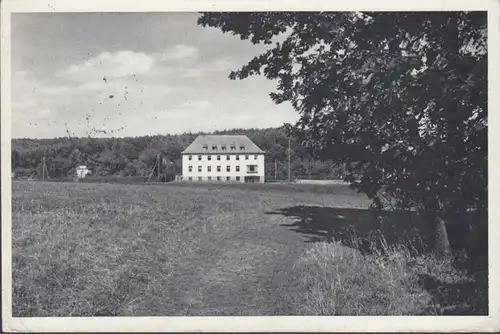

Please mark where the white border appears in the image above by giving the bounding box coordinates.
[2,0,499,332]
[0,0,498,12]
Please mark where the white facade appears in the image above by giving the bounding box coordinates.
[181,153,265,183]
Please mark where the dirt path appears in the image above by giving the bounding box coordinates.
[140,188,369,316]
[141,208,308,316]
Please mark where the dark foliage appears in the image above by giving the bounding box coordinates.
[197,11,488,256]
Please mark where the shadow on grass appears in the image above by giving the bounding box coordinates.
[266,205,430,255]
[267,205,487,262]
[267,205,489,315]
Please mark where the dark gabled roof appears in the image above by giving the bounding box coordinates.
[181,135,265,154]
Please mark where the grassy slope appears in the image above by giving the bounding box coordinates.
[12,181,371,316]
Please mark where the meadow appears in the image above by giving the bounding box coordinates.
[11,180,487,316]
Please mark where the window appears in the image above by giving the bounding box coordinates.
[188,155,192,161]
[240,145,245,150]
[198,177,202,181]
[217,166,221,172]
[202,144,208,150]
[207,166,212,172]
[247,165,258,173]
[226,166,230,172]
[236,166,240,172]
[226,155,230,161]
[236,155,240,160]
[230,144,236,150]
[188,177,192,181]
[208,155,212,161]
[254,155,258,160]
[221,145,227,151]
[245,155,249,160]
[212,144,217,150]
[217,176,221,181]
[198,155,202,161]
[198,166,202,172]
[217,155,221,161]
[226,176,230,181]
[188,166,193,172]
[208,176,212,181]
[236,176,240,181]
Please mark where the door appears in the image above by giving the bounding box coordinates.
[244,176,260,183]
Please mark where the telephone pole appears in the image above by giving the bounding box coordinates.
[42,157,46,181]
[309,159,312,180]
[41,156,49,181]
[274,159,278,180]
[148,154,159,182]
[157,154,161,181]
[288,137,291,182]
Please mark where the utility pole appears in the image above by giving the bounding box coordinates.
[42,157,45,181]
[148,155,159,183]
[41,156,49,180]
[309,158,312,180]
[288,137,291,183]
[45,160,49,180]
[274,159,278,180]
[162,157,166,182]
[157,154,161,181]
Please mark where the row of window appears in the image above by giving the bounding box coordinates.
[188,165,258,173]
[202,144,244,151]
[188,154,258,161]
[185,176,242,181]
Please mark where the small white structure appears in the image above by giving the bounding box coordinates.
[181,135,265,183]
[75,165,91,179]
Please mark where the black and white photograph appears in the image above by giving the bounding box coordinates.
[1,0,499,332]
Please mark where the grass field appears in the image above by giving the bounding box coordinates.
[11,180,487,316]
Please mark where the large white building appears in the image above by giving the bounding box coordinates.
[181,135,265,183]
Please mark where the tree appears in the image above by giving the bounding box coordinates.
[198,12,487,257]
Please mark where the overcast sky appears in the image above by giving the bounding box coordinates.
[11,12,298,139]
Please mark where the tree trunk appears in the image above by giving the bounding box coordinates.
[434,216,451,259]
[423,199,452,258]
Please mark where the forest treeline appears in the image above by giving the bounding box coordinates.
[11,126,347,181]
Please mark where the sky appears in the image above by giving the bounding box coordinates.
[11,12,298,139]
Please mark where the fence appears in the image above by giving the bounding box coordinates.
[294,179,351,185]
